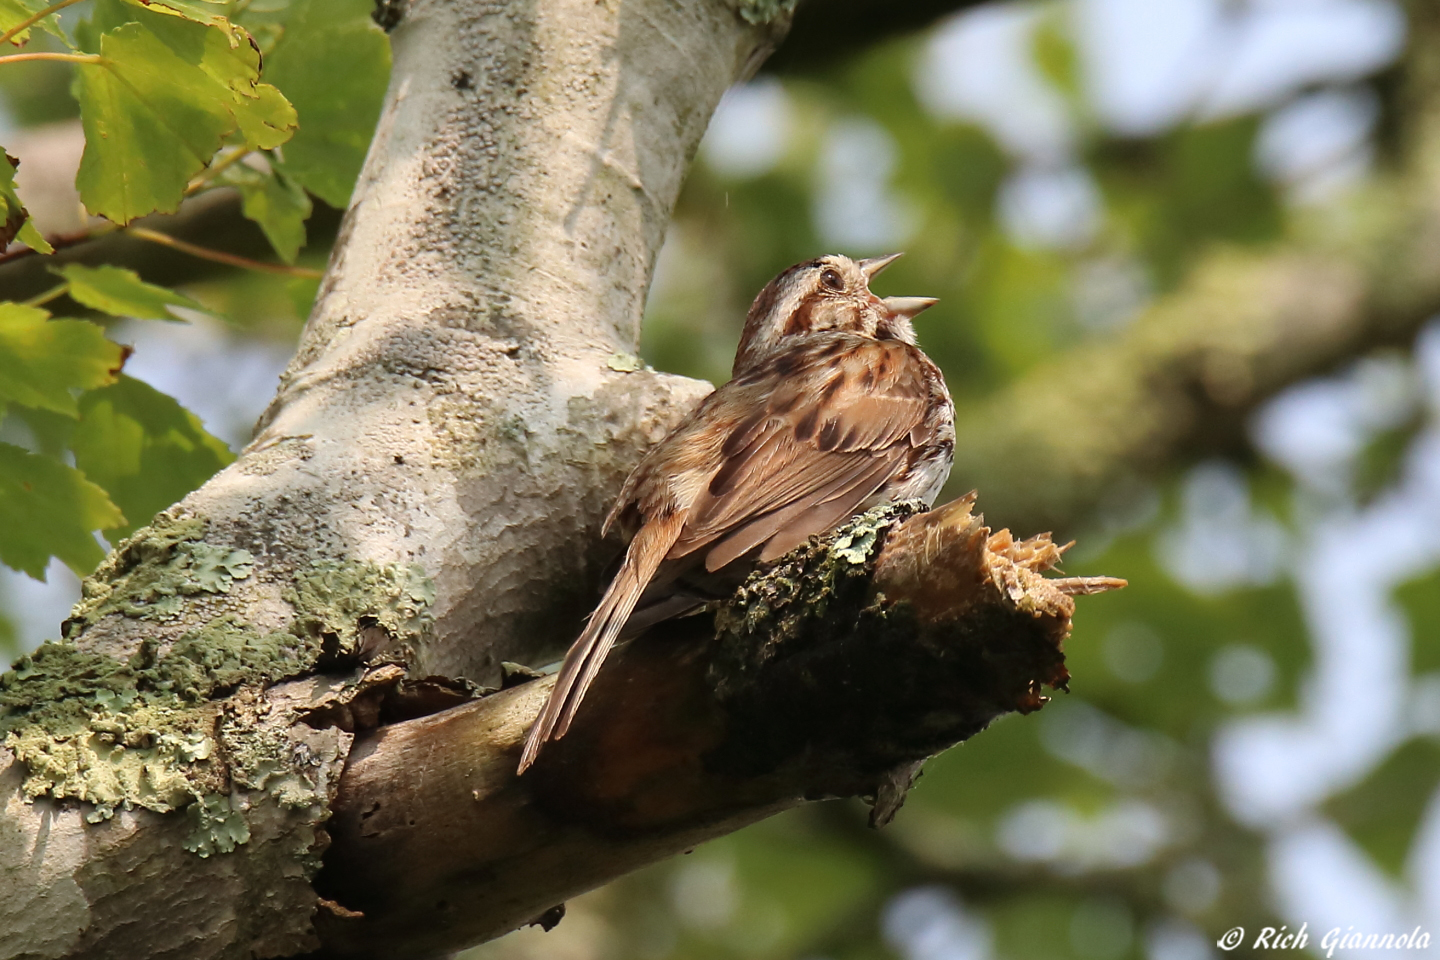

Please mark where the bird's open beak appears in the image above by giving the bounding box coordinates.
[883,295,939,319]
[859,252,904,281]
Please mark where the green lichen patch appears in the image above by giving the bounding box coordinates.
[153,617,319,701]
[606,352,643,372]
[219,697,327,810]
[64,514,253,635]
[185,793,252,857]
[4,704,213,821]
[2,552,435,854]
[713,499,925,664]
[286,559,434,661]
[0,618,315,818]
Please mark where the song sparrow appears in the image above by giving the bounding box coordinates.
[518,253,954,773]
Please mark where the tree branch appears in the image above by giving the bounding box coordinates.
[125,225,323,277]
[0,2,789,957]
[309,498,1120,959]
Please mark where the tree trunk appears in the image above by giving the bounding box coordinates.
[1,2,789,956]
[0,0,1130,938]
[7,0,1440,956]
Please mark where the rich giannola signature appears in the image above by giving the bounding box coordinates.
[1217,922,1432,956]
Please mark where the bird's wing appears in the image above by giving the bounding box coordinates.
[670,336,939,571]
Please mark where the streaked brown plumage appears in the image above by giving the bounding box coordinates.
[518,253,954,773]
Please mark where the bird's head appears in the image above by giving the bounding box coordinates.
[733,253,938,375]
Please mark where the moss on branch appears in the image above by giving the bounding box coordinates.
[523,499,1120,828]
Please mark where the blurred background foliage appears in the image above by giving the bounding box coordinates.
[4,1,1440,959]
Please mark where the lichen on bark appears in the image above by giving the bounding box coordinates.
[704,497,1096,781]
[0,515,437,853]
[711,499,928,683]
[61,512,252,636]
[0,619,311,820]
[286,558,435,662]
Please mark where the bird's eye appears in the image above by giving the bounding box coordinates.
[820,269,844,291]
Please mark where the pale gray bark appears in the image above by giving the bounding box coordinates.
[247,0,782,681]
[0,2,786,957]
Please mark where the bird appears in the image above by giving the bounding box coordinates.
[518,253,955,773]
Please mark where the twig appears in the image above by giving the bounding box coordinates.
[20,282,66,307]
[0,223,109,265]
[184,148,252,197]
[1052,576,1130,595]
[126,226,322,277]
[0,51,99,65]
[0,0,89,46]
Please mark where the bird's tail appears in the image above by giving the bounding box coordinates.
[517,514,683,773]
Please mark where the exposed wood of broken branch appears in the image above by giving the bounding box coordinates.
[310,497,1123,959]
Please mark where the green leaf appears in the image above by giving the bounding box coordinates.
[126,11,297,150]
[218,162,311,262]
[50,263,203,320]
[234,83,299,151]
[0,303,125,416]
[15,216,50,254]
[0,441,123,578]
[76,0,145,46]
[264,0,390,208]
[0,0,68,46]
[72,375,233,539]
[10,405,75,458]
[121,0,232,31]
[73,14,297,223]
[0,152,52,254]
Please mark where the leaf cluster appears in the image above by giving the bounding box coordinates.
[0,0,390,598]
[0,265,232,580]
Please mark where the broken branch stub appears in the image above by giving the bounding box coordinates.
[704,495,1126,782]
[314,495,1123,957]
